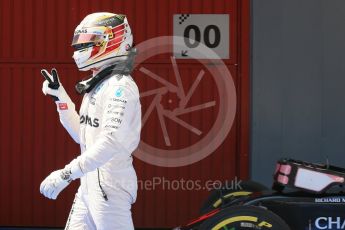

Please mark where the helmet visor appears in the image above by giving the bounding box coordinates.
[72,33,104,46]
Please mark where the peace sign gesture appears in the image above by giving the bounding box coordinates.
[41,68,61,101]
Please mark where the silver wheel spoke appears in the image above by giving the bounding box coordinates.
[157,106,171,146]
[163,111,202,136]
[174,101,216,116]
[179,69,205,108]
[140,67,178,91]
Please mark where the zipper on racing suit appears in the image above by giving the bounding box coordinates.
[82,92,109,201]
[82,84,109,201]
[97,168,108,201]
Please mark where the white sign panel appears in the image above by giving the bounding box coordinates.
[173,14,229,59]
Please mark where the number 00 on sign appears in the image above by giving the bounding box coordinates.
[173,14,229,59]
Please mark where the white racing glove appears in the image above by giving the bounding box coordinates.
[40,160,83,199]
[40,68,80,143]
[41,68,75,111]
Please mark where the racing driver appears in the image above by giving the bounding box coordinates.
[39,12,141,230]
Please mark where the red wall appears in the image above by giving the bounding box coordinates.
[0,0,250,228]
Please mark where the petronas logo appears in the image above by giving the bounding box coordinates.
[95,15,125,26]
[115,14,125,21]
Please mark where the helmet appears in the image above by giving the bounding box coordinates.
[71,12,133,71]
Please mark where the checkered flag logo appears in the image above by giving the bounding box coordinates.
[178,14,190,24]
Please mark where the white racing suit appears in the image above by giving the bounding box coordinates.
[56,74,141,230]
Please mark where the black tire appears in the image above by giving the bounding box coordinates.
[199,206,291,230]
[200,180,268,214]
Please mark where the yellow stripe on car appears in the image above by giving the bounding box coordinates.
[212,191,252,208]
[212,216,258,230]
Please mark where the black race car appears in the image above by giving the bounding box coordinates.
[175,159,345,230]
